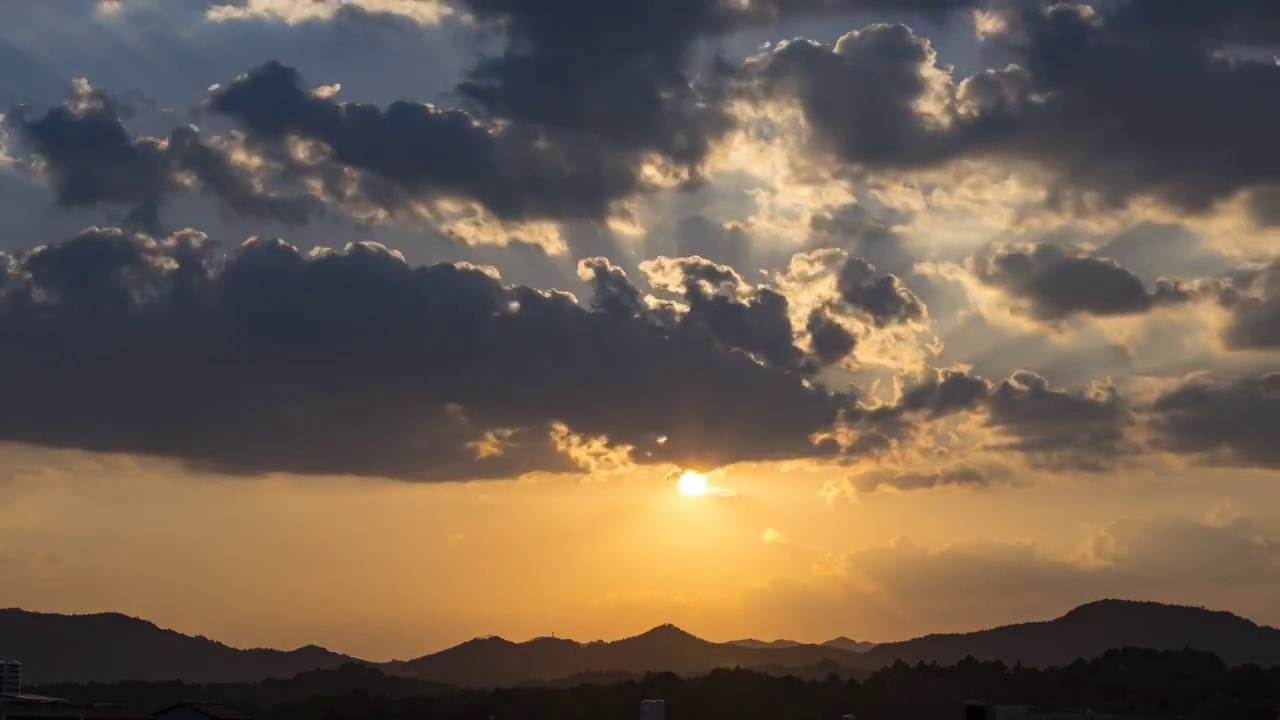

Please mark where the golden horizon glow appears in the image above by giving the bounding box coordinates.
[676,470,710,497]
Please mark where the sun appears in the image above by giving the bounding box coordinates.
[676,470,709,497]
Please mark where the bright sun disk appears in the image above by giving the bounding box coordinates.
[676,470,709,497]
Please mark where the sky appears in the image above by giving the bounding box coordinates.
[0,0,1278,662]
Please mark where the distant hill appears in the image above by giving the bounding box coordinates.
[728,637,876,653]
[384,624,870,686]
[0,609,358,684]
[726,638,804,650]
[822,636,877,653]
[9,600,1280,687]
[864,599,1280,668]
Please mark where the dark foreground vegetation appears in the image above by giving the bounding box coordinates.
[35,648,1280,720]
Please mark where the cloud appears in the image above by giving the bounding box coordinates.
[742,1,1280,219]
[747,513,1280,640]
[8,80,318,233]
[1221,260,1280,350]
[581,254,859,375]
[0,227,863,480]
[451,0,979,178]
[763,527,787,544]
[1150,373,1280,469]
[206,0,450,24]
[207,61,644,223]
[970,243,1200,321]
[986,371,1131,472]
[849,462,1009,494]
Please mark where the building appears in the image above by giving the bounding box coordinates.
[151,703,251,720]
[0,661,19,696]
[640,699,664,720]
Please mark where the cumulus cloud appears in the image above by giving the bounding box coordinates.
[1151,373,1280,469]
[743,1,1280,218]
[1221,260,1280,350]
[581,254,858,375]
[7,80,317,233]
[986,371,1131,472]
[0,227,862,480]
[452,0,978,175]
[207,61,644,223]
[970,243,1200,321]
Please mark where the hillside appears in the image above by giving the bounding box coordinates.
[727,638,804,649]
[864,599,1280,668]
[823,636,877,653]
[8,600,1280,686]
[0,609,358,684]
[385,624,870,686]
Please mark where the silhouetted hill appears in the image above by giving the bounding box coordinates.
[11,600,1280,688]
[386,624,870,686]
[726,638,804,649]
[0,609,358,684]
[864,599,1280,668]
[728,636,876,653]
[823,636,877,653]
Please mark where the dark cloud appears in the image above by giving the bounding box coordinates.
[853,462,1007,493]
[453,0,979,174]
[1221,260,1280,350]
[1151,373,1280,469]
[747,23,987,169]
[806,311,857,366]
[8,81,316,233]
[836,255,927,325]
[582,254,855,374]
[0,227,863,480]
[899,368,991,419]
[972,243,1198,321]
[746,1,1280,217]
[208,61,642,222]
[987,371,1132,472]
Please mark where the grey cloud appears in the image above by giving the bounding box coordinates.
[852,462,1007,494]
[745,0,1280,218]
[748,23,986,169]
[1222,260,1280,350]
[0,227,856,480]
[972,243,1198,321]
[452,0,978,177]
[806,311,857,366]
[208,61,642,222]
[837,255,926,325]
[582,254,856,374]
[1151,373,1280,469]
[8,82,316,234]
[899,368,991,419]
[987,371,1132,472]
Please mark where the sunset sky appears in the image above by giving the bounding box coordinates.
[0,0,1278,662]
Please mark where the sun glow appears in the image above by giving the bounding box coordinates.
[676,470,709,497]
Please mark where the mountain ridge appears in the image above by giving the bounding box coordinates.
[6,599,1280,687]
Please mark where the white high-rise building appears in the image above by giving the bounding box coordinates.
[640,699,664,720]
[0,660,20,696]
